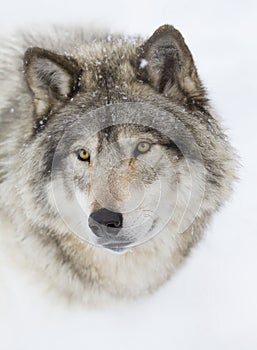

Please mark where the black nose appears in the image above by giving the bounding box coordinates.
[88,208,123,238]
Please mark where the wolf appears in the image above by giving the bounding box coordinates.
[0,24,236,303]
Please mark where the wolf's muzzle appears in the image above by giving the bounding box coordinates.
[88,208,123,238]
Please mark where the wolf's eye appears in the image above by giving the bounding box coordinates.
[77,148,90,162]
[136,141,151,154]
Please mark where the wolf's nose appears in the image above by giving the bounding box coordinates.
[88,208,123,238]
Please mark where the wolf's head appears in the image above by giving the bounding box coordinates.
[20,25,231,255]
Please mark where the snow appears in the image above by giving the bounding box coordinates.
[0,0,257,349]
[139,58,148,69]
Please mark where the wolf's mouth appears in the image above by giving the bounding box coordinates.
[100,241,134,254]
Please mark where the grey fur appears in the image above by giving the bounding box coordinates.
[0,25,237,303]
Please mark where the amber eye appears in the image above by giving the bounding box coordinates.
[136,141,151,154]
[78,148,90,162]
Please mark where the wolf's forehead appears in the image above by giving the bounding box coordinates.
[78,43,138,92]
[91,126,131,155]
[95,124,161,150]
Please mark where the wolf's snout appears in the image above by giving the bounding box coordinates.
[88,208,123,238]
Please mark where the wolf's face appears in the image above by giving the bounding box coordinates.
[21,101,205,254]
[52,122,186,252]
[20,25,212,254]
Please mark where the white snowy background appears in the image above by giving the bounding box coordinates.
[0,0,257,349]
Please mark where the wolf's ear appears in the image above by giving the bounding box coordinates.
[24,47,82,116]
[135,25,207,107]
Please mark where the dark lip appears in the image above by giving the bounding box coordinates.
[101,241,134,253]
